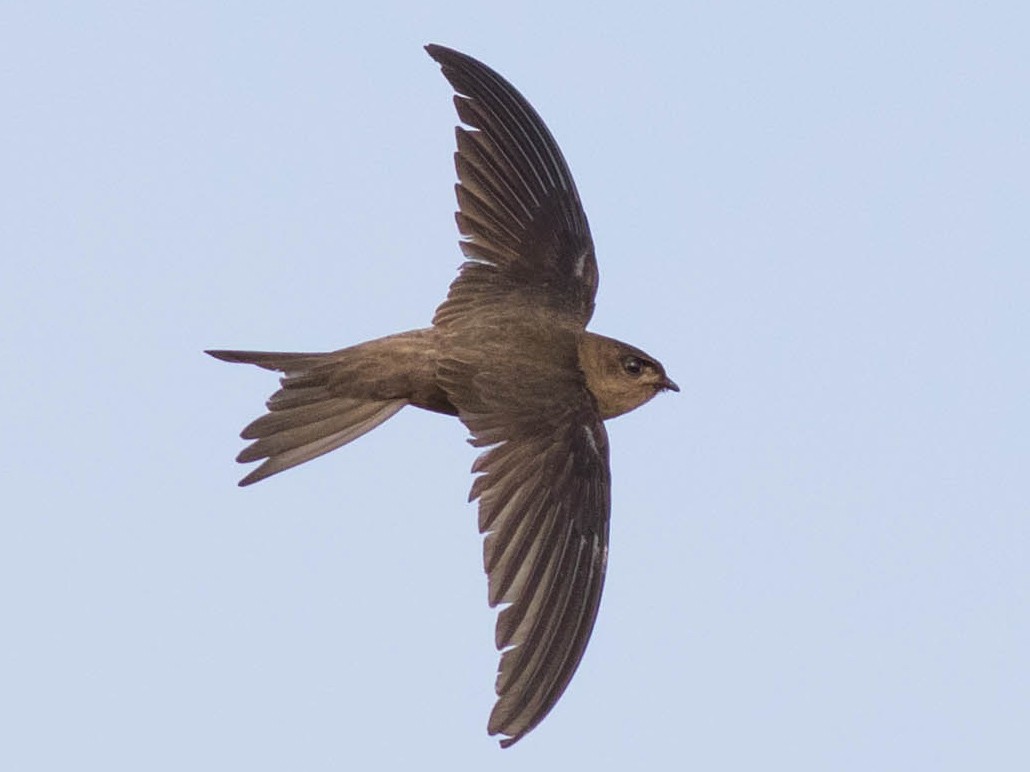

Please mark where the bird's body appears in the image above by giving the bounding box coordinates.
[208,44,676,747]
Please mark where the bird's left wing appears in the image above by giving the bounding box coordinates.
[470,401,611,748]
[436,329,612,747]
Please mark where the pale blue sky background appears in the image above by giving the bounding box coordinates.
[3,2,1028,770]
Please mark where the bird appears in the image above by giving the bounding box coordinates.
[207,43,678,748]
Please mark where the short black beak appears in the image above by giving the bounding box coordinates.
[661,376,680,393]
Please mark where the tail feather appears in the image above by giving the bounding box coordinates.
[237,399,405,486]
[206,348,407,486]
[267,385,332,410]
[241,397,355,439]
[206,349,330,373]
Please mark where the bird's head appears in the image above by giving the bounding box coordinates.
[578,333,678,420]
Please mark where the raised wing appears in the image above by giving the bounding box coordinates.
[426,44,599,328]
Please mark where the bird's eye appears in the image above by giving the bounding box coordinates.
[623,356,644,376]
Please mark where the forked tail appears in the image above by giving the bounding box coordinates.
[206,349,407,486]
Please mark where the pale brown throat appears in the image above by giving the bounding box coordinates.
[577,332,676,420]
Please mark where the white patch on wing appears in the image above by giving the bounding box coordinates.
[574,250,587,277]
[582,424,599,457]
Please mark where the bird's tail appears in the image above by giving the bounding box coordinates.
[206,348,407,486]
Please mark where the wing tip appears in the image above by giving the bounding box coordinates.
[425,42,458,64]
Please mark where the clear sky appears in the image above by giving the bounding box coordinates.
[3,2,1028,770]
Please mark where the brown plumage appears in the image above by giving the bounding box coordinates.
[207,44,677,747]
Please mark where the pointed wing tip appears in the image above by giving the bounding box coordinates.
[489,714,527,749]
[490,711,534,748]
[425,44,482,76]
[424,43,451,63]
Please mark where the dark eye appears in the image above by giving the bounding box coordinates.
[623,356,644,376]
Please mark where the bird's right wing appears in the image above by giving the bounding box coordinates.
[426,44,599,329]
